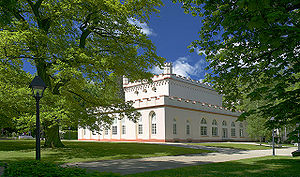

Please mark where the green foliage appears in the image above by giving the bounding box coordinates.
[61,130,78,140]
[174,0,300,129]
[292,151,300,157]
[3,160,120,177]
[0,0,164,146]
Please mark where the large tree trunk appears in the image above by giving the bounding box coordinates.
[44,124,64,148]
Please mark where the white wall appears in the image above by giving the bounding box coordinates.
[165,107,249,141]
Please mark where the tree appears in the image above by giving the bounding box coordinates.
[238,97,271,143]
[0,0,164,147]
[175,0,299,129]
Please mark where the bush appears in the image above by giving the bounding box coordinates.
[61,130,78,140]
[292,151,300,157]
[3,161,120,177]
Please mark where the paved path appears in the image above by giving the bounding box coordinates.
[64,143,297,175]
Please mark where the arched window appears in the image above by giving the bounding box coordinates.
[200,118,207,136]
[186,120,190,135]
[231,122,235,127]
[121,118,126,135]
[151,112,157,134]
[212,119,217,126]
[212,119,218,136]
[239,122,244,137]
[222,120,227,126]
[112,118,118,135]
[173,119,177,135]
[231,122,236,137]
[138,117,143,135]
[201,118,207,124]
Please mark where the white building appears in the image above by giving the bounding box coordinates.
[78,63,250,142]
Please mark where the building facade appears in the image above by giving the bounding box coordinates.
[78,63,250,142]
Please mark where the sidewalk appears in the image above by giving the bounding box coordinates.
[64,144,297,175]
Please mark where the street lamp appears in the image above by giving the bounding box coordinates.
[270,117,275,156]
[297,123,300,152]
[29,76,47,160]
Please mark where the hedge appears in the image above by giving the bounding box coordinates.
[2,161,120,177]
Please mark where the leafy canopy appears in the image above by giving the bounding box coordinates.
[0,0,164,133]
[174,0,300,128]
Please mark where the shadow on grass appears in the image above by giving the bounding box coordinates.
[127,156,300,177]
[0,140,211,164]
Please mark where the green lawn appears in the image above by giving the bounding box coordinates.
[187,143,277,150]
[0,140,211,164]
[127,156,300,177]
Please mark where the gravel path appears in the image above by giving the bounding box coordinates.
[64,143,297,175]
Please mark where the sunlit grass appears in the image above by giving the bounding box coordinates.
[127,156,300,177]
[0,140,211,164]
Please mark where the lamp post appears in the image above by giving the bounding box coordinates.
[29,76,47,160]
[297,123,300,152]
[270,117,275,156]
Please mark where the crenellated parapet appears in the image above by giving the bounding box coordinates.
[124,73,215,92]
[131,95,241,117]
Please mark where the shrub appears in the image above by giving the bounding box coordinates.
[292,151,300,157]
[61,130,78,140]
[3,161,120,177]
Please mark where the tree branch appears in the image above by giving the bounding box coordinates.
[66,89,94,104]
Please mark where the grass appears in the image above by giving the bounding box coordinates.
[187,143,279,150]
[127,156,300,177]
[0,140,211,164]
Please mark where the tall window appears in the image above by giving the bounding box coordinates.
[239,123,244,137]
[83,129,86,136]
[200,118,207,136]
[138,117,143,135]
[212,119,218,136]
[173,119,177,134]
[186,120,190,135]
[104,129,108,135]
[122,118,126,135]
[151,112,157,134]
[231,122,236,137]
[112,118,117,135]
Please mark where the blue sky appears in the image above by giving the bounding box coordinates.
[146,1,209,81]
[23,1,209,81]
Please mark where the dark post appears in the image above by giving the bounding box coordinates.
[35,94,41,160]
[69,126,71,140]
[272,129,275,156]
[297,123,300,152]
[29,76,46,161]
[270,117,275,156]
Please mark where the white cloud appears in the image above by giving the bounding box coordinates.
[173,57,206,77]
[128,18,156,36]
[151,56,208,79]
[195,48,206,56]
[173,57,195,77]
[151,66,163,74]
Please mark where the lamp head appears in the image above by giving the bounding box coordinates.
[29,76,47,98]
